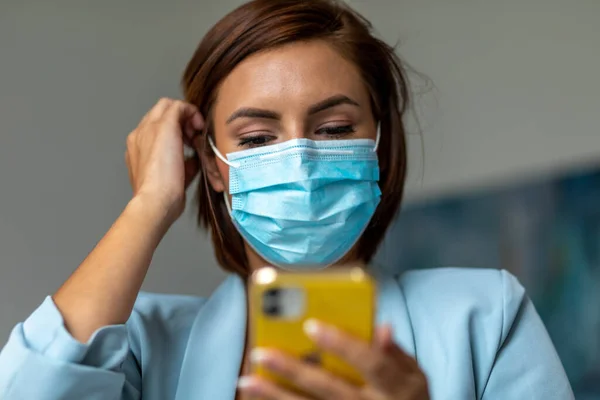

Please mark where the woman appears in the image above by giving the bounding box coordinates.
[0,0,573,399]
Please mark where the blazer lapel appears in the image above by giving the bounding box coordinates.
[375,273,417,359]
[175,274,247,400]
[173,272,414,399]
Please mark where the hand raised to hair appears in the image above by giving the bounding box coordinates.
[125,98,204,225]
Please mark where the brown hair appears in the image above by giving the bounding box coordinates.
[182,0,409,276]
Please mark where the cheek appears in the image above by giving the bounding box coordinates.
[217,162,230,191]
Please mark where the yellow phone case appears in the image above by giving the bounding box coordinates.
[248,266,376,393]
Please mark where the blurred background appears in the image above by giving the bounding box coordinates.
[378,168,600,398]
[1,0,598,397]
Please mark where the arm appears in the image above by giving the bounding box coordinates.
[481,271,574,399]
[53,98,203,343]
[0,297,141,400]
[0,98,204,399]
[52,196,170,343]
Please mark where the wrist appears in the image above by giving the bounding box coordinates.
[125,195,175,242]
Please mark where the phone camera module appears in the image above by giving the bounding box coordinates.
[263,288,281,317]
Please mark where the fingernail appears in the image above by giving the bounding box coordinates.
[250,348,271,364]
[251,348,284,372]
[238,376,263,396]
[303,319,322,339]
[237,376,255,389]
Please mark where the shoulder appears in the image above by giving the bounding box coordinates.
[399,267,524,312]
[395,268,536,397]
[398,267,526,347]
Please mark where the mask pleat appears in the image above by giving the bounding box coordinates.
[224,135,382,268]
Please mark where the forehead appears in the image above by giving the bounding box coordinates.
[214,40,369,114]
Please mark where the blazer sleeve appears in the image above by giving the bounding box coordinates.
[0,296,141,400]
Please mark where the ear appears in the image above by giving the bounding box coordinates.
[195,135,226,193]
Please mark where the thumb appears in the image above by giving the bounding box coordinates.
[376,325,416,367]
[376,325,407,360]
[375,324,395,350]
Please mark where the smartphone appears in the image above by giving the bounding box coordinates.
[248,265,376,393]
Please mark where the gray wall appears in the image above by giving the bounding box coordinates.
[1,0,599,342]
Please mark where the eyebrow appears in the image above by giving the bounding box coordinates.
[226,94,360,124]
[307,95,360,115]
[226,108,280,124]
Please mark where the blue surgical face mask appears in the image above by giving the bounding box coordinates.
[209,130,381,270]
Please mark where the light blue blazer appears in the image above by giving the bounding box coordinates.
[0,268,574,399]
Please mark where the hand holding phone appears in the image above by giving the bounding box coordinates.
[248,265,376,394]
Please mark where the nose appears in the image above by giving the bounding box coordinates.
[278,120,308,142]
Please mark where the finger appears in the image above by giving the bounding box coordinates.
[376,326,418,371]
[376,325,401,356]
[184,154,200,188]
[376,325,393,347]
[190,109,204,131]
[372,327,430,398]
[142,97,174,123]
[251,348,358,400]
[237,376,307,400]
[163,101,204,139]
[182,110,204,142]
[304,320,405,391]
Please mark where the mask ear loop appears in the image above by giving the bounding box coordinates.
[207,136,240,168]
[223,190,233,215]
[206,135,236,216]
[374,125,381,152]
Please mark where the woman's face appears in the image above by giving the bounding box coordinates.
[200,40,377,269]
[204,39,377,194]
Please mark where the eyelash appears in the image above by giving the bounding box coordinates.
[237,125,356,148]
[237,135,275,148]
[316,125,356,137]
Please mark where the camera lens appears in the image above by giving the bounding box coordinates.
[263,303,280,316]
[263,288,281,317]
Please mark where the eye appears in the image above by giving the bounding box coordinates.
[315,124,356,138]
[237,134,275,148]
